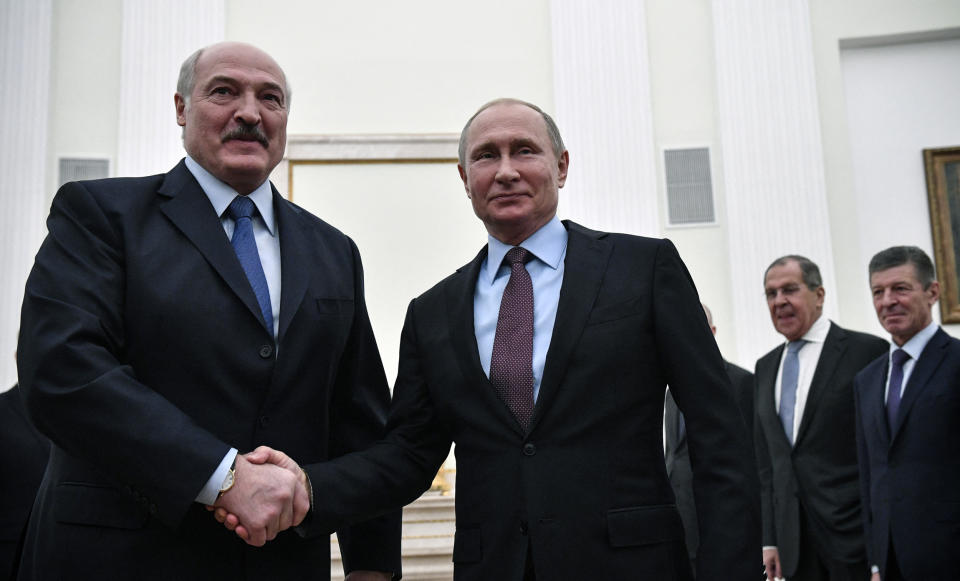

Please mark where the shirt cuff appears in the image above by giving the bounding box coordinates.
[762,546,778,551]
[195,448,238,505]
[871,565,880,574]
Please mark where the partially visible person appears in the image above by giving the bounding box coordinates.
[0,384,49,580]
[855,245,960,581]
[664,303,755,575]
[229,98,761,580]
[755,256,887,581]
[16,42,398,580]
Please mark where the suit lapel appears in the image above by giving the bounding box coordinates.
[757,347,787,446]
[445,248,527,436]
[274,192,309,344]
[892,328,950,441]
[864,359,892,446]
[157,161,266,331]
[532,222,611,432]
[795,323,845,446]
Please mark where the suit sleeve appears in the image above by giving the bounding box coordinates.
[322,238,402,576]
[753,387,777,547]
[853,373,875,568]
[17,181,228,527]
[301,299,452,537]
[651,239,762,579]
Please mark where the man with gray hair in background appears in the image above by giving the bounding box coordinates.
[17,42,398,580]
[855,245,960,581]
[755,255,887,581]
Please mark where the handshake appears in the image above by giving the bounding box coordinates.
[206,446,309,547]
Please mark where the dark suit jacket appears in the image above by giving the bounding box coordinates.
[855,327,960,580]
[16,161,400,580]
[0,385,49,581]
[665,360,754,568]
[303,221,761,581]
[754,322,887,576]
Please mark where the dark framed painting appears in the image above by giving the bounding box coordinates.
[924,146,960,324]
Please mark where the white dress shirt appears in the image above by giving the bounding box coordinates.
[773,314,830,445]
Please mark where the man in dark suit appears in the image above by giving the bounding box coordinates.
[237,98,761,580]
[664,303,755,575]
[0,384,49,580]
[855,246,960,581]
[756,256,887,581]
[16,42,398,580]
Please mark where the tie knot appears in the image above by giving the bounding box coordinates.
[892,348,911,367]
[505,247,532,266]
[787,339,806,354]
[227,196,257,221]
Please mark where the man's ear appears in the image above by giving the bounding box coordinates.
[175,94,187,127]
[458,164,470,197]
[556,150,570,188]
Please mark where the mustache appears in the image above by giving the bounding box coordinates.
[221,124,269,148]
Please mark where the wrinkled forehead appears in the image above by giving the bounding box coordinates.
[194,44,287,93]
[467,104,549,146]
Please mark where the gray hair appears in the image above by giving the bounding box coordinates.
[764,255,823,290]
[869,245,936,289]
[176,45,292,110]
[457,98,565,167]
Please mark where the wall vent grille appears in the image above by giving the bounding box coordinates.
[664,147,715,225]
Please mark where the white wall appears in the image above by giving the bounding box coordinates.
[841,36,960,338]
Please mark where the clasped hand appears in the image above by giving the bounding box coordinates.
[206,446,309,547]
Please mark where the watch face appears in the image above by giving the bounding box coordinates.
[221,470,235,492]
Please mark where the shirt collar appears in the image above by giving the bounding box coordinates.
[481,216,567,285]
[184,155,276,236]
[891,319,938,361]
[794,313,831,345]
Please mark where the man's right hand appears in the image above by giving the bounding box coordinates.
[212,453,309,547]
[762,547,782,581]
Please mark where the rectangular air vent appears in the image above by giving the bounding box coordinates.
[59,158,109,187]
[664,147,715,225]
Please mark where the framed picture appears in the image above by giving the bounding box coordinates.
[923,146,960,324]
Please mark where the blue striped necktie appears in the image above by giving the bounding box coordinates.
[227,196,273,334]
[778,339,806,444]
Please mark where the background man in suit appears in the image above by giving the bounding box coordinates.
[0,384,49,580]
[16,42,398,580]
[664,303,755,575]
[855,246,960,581]
[756,256,887,581]
[237,98,761,580]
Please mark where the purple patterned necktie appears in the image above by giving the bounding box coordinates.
[886,349,911,428]
[490,247,535,430]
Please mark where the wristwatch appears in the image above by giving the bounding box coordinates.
[218,457,237,498]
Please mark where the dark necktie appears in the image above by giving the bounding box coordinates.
[778,339,806,445]
[886,349,911,428]
[227,196,274,334]
[489,247,535,430]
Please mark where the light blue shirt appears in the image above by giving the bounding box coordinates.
[184,156,282,505]
[885,320,939,401]
[474,216,567,401]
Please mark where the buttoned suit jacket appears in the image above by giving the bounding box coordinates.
[665,360,755,568]
[16,161,400,580]
[0,385,49,580]
[854,327,960,580]
[754,323,887,576]
[303,221,761,581]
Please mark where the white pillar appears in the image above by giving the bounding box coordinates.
[0,0,53,389]
[550,0,659,237]
[116,0,225,177]
[712,0,837,362]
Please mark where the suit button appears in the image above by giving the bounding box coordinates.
[523,443,536,456]
[259,415,270,428]
[149,504,158,515]
[259,344,273,359]
[520,521,528,535]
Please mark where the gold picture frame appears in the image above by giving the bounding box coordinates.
[923,146,960,324]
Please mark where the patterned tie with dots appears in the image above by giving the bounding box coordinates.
[489,247,535,430]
